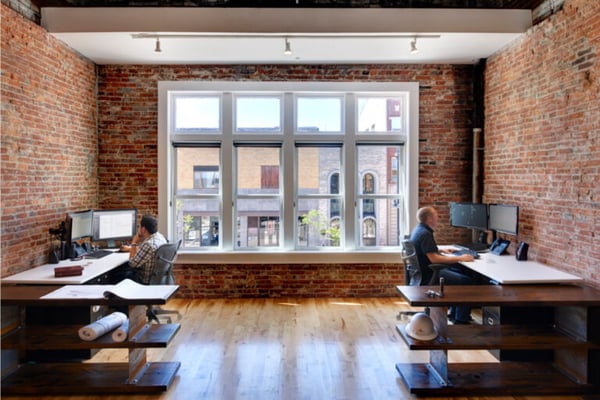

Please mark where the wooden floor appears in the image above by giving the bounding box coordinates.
[3,298,588,400]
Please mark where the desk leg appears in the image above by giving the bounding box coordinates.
[428,307,450,386]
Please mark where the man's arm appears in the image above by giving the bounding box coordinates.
[426,251,474,264]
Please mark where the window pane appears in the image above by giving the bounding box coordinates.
[296,97,342,133]
[235,96,281,133]
[176,199,219,249]
[357,97,403,133]
[236,199,280,248]
[297,199,342,248]
[236,147,280,195]
[357,145,402,194]
[176,147,220,195]
[358,199,403,247]
[175,96,220,132]
[297,147,341,195]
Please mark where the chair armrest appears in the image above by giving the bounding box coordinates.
[428,263,449,272]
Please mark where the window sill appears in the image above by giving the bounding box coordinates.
[176,251,401,265]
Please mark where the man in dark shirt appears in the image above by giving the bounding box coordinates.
[410,206,475,324]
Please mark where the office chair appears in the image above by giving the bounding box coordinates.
[146,239,182,323]
[398,239,449,320]
[401,239,449,286]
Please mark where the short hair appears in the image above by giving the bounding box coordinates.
[416,207,436,224]
[140,214,158,234]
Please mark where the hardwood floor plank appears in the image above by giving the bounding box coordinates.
[1,298,587,400]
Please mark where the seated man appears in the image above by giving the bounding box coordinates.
[410,206,475,324]
[116,214,167,284]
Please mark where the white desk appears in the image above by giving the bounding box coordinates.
[1,251,130,285]
[441,247,583,284]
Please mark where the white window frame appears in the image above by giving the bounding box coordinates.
[158,81,419,264]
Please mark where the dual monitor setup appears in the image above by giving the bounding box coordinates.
[49,208,137,261]
[449,202,519,254]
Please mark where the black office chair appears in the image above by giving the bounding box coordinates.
[398,239,450,320]
[146,239,182,323]
[401,239,449,286]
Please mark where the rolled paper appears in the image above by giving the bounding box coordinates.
[78,312,127,341]
[111,320,129,342]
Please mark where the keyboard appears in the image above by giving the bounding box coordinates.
[86,249,113,259]
[454,242,489,252]
[453,248,480,259]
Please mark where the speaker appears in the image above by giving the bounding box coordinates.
[516,242,529,261]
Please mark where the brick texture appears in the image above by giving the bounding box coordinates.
[484,0,599,286]
[1,5,98,276]
[97,65,475,297]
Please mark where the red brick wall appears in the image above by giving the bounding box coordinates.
[484,0,599,287]
[0,4,98,276]
[98,65,475,297]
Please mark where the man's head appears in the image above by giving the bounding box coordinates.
[416,207,439,229]
[140,214,158,236]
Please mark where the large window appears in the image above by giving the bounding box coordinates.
[159,82,419,255]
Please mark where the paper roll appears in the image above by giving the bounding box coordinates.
[111,320,129,342]
[78,312,127,341]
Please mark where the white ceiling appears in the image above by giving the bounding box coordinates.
[42,8,532,65]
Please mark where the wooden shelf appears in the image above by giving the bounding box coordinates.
[396,323,597,350]
[395,284,600,396]
[1,361,181,395]
[1,285,181,395]
[395,361,596,396]
[1,323,180,350]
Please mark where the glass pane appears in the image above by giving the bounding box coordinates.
[357,145,403,194]
[236,198,280,248]
[175,199,219,249]
[235,96,281,133]
[297,147,341,195]
[176,147,220,195]
[358,198,403,247]
[297,199,342,248]
[175,96,220,132]
[236,147,280,195]
[357,97,403,133]
[296,97,342,133]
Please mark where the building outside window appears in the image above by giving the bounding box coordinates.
[159,82,418,255]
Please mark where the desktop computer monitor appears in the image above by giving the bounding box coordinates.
[488,204,519,235]
[92,209,137,247]
[68,209,93,241]
[449,202,488,231]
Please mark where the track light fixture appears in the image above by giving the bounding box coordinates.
[410,38,419,54]
[284,38,292,56]
[155,37,162,53]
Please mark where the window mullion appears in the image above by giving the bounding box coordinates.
[344,93,356,249]
[222,92,234,250]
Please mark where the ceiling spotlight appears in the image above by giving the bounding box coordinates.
[410,38,419,54]
[154,37,162,53]
[284,38,292,56]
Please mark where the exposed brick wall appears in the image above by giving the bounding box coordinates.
[98,65,475,297]
[176,263,403,298]
[484,0,599,287]
[0,4,98,276]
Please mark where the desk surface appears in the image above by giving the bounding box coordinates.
[1,252,129,285]
[396,284,600,306]
[441,246,583,285]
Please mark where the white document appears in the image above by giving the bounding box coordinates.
[40,278,178,300]
[78,312,127,341]
[112,320,129,342]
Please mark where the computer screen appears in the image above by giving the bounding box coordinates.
[488,204,519,235]
[92,209,137,245]
[449,202,488,231]
[68,209,94,241]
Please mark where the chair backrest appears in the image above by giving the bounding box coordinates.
[401,239,423,286]
[149,239,182,285]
